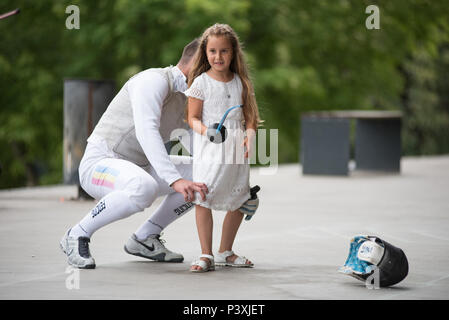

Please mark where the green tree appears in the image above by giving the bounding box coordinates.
[1,0,448,189]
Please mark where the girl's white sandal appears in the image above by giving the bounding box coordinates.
[190,254,215,273]
[215,250,254,268]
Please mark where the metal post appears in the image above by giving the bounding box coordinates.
[301,116,350,175]
[355,118,401,172]
[63,79,115,199]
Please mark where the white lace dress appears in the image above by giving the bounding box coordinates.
[184,72,250,211]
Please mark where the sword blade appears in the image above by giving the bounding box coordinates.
[0,9,20,20]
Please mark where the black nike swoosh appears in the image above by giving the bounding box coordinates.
[136,239,155,252]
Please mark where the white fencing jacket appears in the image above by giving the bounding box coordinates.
[88,66,191,186]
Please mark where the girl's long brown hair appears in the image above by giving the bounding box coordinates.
[186,23,262,129]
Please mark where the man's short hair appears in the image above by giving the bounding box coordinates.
[179,38,200,66]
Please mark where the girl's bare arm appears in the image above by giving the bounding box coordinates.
[187,97,208,135]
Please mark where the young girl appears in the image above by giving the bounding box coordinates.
[184,23,262,272]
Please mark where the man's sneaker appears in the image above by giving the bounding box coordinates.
[124,234,184,262]
[60,229,96,269]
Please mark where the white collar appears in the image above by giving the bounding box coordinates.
[171,65,187,92]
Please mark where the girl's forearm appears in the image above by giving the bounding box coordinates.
[189,117,208,135]
[245,122,257,135]
[246,124,256,131]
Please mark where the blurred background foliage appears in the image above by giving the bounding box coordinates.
[1,0,448,189]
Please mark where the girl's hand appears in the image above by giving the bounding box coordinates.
[241,129,256,158]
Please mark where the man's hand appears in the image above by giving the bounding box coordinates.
[171,179,208,202]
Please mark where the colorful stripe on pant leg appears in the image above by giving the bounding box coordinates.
[91,165,119,189]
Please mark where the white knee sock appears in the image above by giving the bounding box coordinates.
[70,191,141,238]
[134,192,194,240]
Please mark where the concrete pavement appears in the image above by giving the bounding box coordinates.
[0,155,448,299]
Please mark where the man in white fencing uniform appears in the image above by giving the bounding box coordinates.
[60,39,210,269]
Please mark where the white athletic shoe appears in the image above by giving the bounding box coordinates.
[124,234,184,263]
[60,229,96,269]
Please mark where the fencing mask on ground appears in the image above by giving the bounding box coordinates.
[338,235,408,287]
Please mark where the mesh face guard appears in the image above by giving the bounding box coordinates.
[207,123,227,143]
[207,105,243,144]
